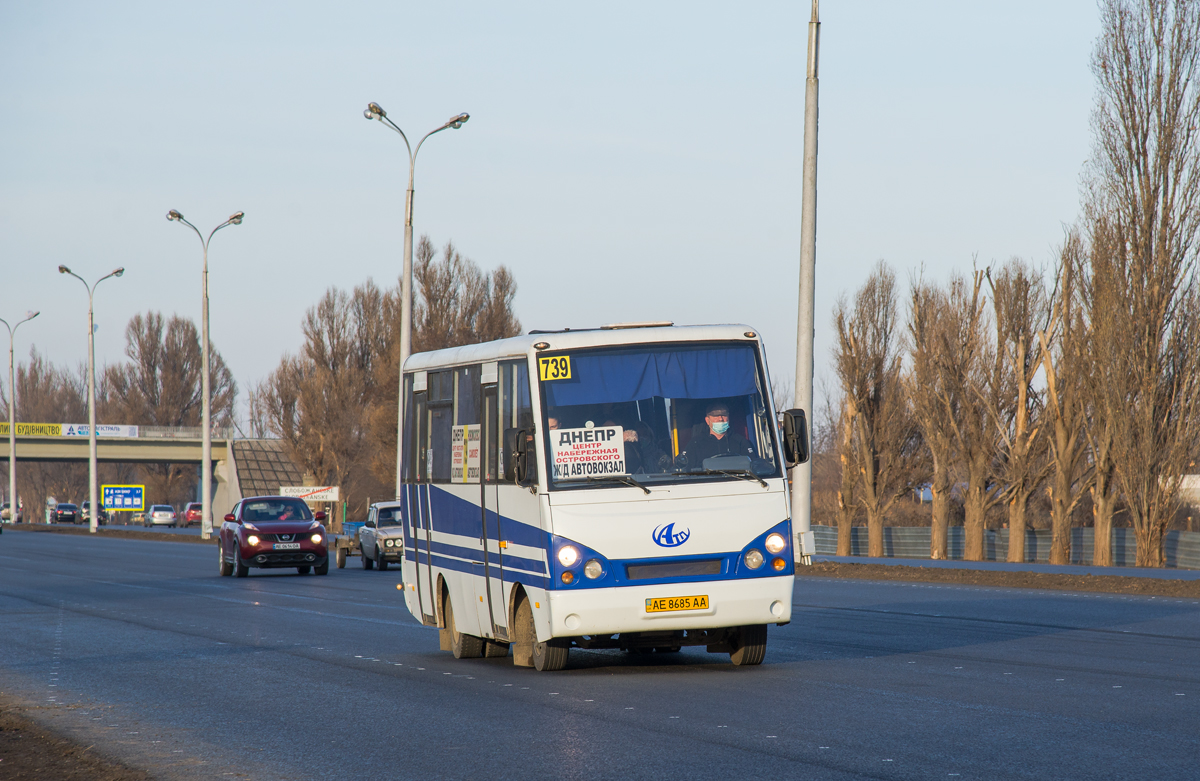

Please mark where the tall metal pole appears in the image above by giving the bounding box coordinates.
[167,210,243,540]
[2,311,39,525]
[363,105,469,499]
[58,266,123,534]
[792,0,820,564]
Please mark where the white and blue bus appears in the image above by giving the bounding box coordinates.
[398,323,809,671]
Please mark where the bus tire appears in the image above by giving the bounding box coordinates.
[533,637,569,672]
[445,596,483,659]
[729,625,767,666]
[484,640,510,658]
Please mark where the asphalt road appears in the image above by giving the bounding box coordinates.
[1,531,1197,780]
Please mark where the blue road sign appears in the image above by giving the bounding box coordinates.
[102,485,145,511]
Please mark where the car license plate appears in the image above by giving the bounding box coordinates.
[273,543,300,550]
[645,595,710,613]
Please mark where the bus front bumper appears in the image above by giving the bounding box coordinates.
[546,575,793,638]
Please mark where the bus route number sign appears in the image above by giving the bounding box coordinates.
[538,355,571,381]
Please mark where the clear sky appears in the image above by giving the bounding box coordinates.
[0,1,1100,419]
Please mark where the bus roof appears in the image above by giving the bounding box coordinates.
[403,323,763,372]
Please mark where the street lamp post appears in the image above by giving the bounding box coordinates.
[58,266,124,534]
[1,310,39,524]
[166,209,244,540]
[363,104,469,498]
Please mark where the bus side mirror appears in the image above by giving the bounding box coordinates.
[781,408,810,466]
[503,428,530,484]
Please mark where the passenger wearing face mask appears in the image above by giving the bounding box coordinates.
[676,401,756,468]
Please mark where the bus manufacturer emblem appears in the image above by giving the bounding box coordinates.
[652,523,690,548]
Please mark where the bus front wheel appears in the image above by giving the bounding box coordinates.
[729,625,767,666]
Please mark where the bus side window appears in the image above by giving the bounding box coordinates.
[499,359,534,484]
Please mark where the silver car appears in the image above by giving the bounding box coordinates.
[145,504,178,528]
[359,502,404,571]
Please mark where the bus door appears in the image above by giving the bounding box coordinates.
[413,392,437,624]
[478,370,508,638]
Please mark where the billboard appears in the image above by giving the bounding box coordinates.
[102,485,145,511]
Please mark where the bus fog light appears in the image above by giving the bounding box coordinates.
[770,600,784,617]
[558,545,580,567]
[584,559,604,579]
[561,571,575,584]
[765,533,786,554]
[744,549,764,569]
[772,557,786,571]
[247,535,260,546]
[565,614,582,630]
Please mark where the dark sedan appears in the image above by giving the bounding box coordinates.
[55,503,80,524]
[218,496,329,577]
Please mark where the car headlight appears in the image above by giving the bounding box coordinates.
[557,545,580,567]
[385,538,394,548]
[311,534,323,544]
[584,559,604,579]
[765,533,787,554]
[247,535,260,546]
[744,549,764,569]
[243,522,259,531]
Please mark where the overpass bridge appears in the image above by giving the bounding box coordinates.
[0,428,302,513]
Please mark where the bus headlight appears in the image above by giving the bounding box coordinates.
[557,546,580,567]
[246,535,260,546]
[765,533,786,554]
[584,559,604,579]
[744,549,764,569]
[311,534,323,544]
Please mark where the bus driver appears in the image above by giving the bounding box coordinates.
[677,401,756,468]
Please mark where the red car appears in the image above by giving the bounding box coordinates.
[218,496,329,577]
[183,502,203,527]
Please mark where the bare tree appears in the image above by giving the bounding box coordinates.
[985,259,1050,563]
[7,348,87,514]
[104,312,236,506]
[1038,233,1095,564]
[834,262,925,557]
[833,395,858,556]
[263,281,393,520]
[906,279,958,559]
[943,271,1003,562]
[1085,0,1200,566]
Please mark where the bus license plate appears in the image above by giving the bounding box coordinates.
[645,595,709,613]
[273,543,300,550]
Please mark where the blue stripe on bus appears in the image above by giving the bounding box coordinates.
[404,540,546,577]
[409,547,549,591]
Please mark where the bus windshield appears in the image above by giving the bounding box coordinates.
[539,341,780,488]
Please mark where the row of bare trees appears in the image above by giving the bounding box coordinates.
[0,314,236,512]
[253,236,521,520]
[828,0,1200,568]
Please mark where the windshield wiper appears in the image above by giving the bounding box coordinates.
[686,468,770,489]
[582,475,652,494]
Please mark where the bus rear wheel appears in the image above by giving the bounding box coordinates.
[729,625,767,666]
[445,596,483,659]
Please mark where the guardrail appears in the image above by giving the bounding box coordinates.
[811,526,1200,570]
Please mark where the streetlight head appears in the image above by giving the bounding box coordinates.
[113,267,125,278]
[26,311,39,320]
[229,211,244,225]
[167,209,183,221]
[365,102,386,120]
[449,112,470,129]
[58,264,71,274]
